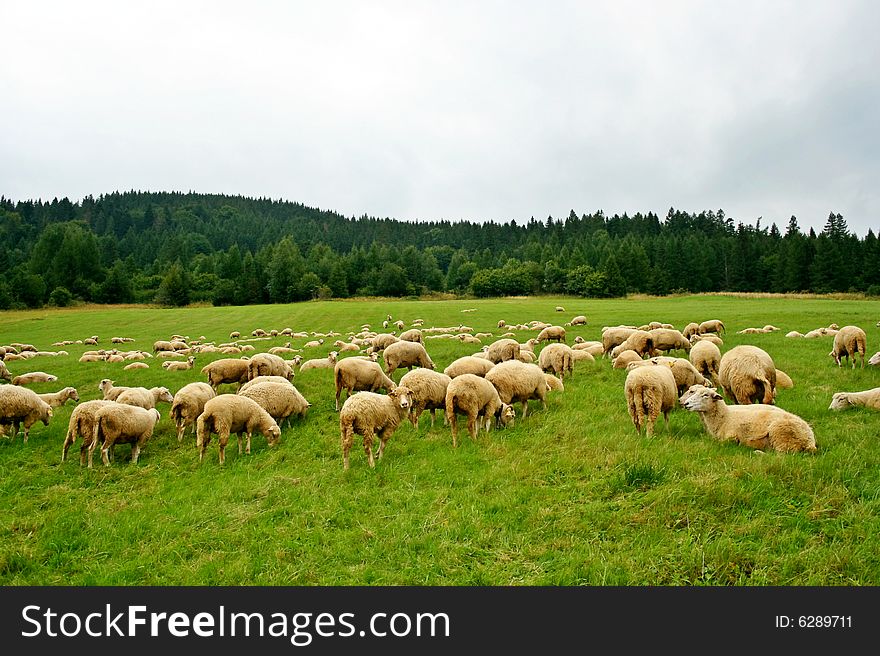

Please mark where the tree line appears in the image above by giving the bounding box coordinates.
[0,191,877,309]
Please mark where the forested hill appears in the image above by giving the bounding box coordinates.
[0,191,877,308]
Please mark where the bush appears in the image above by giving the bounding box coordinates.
[48,286,73,307]
[867,284,880,298]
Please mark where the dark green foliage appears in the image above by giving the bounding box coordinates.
[48,286,73,307]
[155,261,191,307]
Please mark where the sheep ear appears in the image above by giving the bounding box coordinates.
[710,390,723,400]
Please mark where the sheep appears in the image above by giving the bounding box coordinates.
[170,382,216,441]
[370,333,400,352]
[239,375,295,393]
[610,330,654,359]
[88,404,160,466]
[299,351,339,373]
[570,350,595,365]
[124,362,150,371]
[339,387,414,469]
[828,387,880,411]
[239,381,310,427]
[775,369,794,389]
[201,358,251,391]
[573,342,604,357]
[717,345,776,405]
[785,330,804,338]
[627,357,714,396]
[98,379,133,401]
[555,306,565,312]
[681,384,816,453]
[689,340,722,385]
[61,399,115,466]
[484,338,521,364]
[485,359,548,418]
[497,320,507,328]
[247,352,294,380]
[252,329,268,337]
[37,387,79,408]
[153,340,176,353]
[871,352,880,366]
[698,320,725,335]
[444,374,515,447]
[334,357,397,411]
[624,364,677,437]
[649,328,691,354]
[763,325,780,332]
[602,327,637,357]
[0,361,10,382]
[690,333,724,347]
[163,355,196,372]
[567,315,587,326]
[535,325,566,343]
[538,343,574,379]
[682,322,701,339]
[382,341,435,378]
[737,327,769,335]
[115,386,174,410]
[0,384,53,442]
[443,356,495,378]
[829,325,867,368]
[545,374,564,392]
[612,350,643,369]
[11,371,59,386]
[197,394,281,464]
[400,369,452,429]
[304,338,325,348]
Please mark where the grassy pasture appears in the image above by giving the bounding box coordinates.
[1,294,879,585]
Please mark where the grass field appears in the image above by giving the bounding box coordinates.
[1,295,879,585]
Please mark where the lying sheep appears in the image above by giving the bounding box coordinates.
[248,352,294,380]
[170,382,216,441]
[484,338,521,364]
[785,331,804,338]
[535,325,566,343]
[38,387,79,408]
[538,343,574,379]
[870,352,880,366]
[98,379,133,401]
[299,351,339,373]
[718,345,776,405]
[0,361,11,382]
[444,374,515,447]
[829,325,867,368]
[681,384,816,453]
[443,356,495,378]
[649,328,691,354]
[240,382,310,427]
[116,386,174,410]
[201,358,251,391]
[11,371,59,386]
[339,387,414,469]
[624,364,677,437]
[610,330,654,359]
[698,319,725,335]
[570,350,595,365]
[400,369,452,429]
[163,356,196,372]
[91,404,161,466]
[775,370,794,389]
[545,374,564,392]
[398,328,424,344]
[573,342,604,357]
[613,350,642,369]
[61,399,115,466]
[383,341,435,378]
[124,362,150,371]
[0,384,53,442]
[334,357,397,411]
[689,340,721,385]
[485,359,548,418]
[828,387,880,411]
[690,333,723,347]
[197,394,281,464]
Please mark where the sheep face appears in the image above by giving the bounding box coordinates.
[679,385,722,412]
[267,424,282,445]
[389,387,412,411]
[496,403,516,428]
[828,393,853,411]
[156,387,174,404]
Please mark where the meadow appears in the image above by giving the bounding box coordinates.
[1,294,879,586]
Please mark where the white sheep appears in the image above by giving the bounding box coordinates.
[382,341,435,378]
[0,384,53,442]
[538,343,574,379]
[170,382,216,441]
[123,362,150,371]
[485,359,548,418]
[98,379,133,401]
[334,357,397,411]
[613,350,643,369]
[163,355,196,372]
[567,315,587,326]
[11,371,59,386]
[37,387,79,408]
[299,351,339,373]
[201,358,251,390]
[828,387,880,411]
[0,361,10,382]
[535,325,566,343]
[197,394,282,465]
[484,338,521,364]
[91,404,161,467]
[115,386,174,410]
[623,364,677,437]
[698,319,725,335]
[398,328,423,343]
[339,387,414,470]
[689,339,722,385]
[443,356,496,378]
[239,375,295,393]
[870,351,880,366]
[61,399,115,466]
[829,325,867,368]
[444,373,515,447]
[247,352,294,380]
[239,381,310,427]
[400,368,452,429]
[718,345,776,405]
[681,384,816,453]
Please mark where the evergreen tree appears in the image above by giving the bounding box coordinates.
[155,261,191,307]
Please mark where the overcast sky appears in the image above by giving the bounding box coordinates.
[1,1,878,235]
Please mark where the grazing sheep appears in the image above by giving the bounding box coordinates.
[698,320,725,335]
[91,404,161,466]
[163,355,196,372]
[681,384,816,453]
[239,375,295,393]
[61,399,115,466]
[98,379,133,401]
[246,352,294,381]
[775,369,794,389]
[115,386,174,410]
[443,356,495,378]
[11,371,59,386]
[573,342,604,357]
[400,369,452,429]
[497,320,507,328]
[197,394,281,464]
[485,338,521,364]
[689,340,722,385]
[570,349,595,365]
[485,360,548,418]
[201,358,251,391]
[718,345,777,405]
[37,387,79,409]
[555,306,565,312]
[690,333,724,347]
[170,382,216,441]
[613,350,643,369]
[602,327,638,357]
[0,384,53,442]
[444,374,515,447]
[398,328,423,344]
[538,343,575,379]
[370,333,400,352]
[623,365,677,437]
[682,322,701,339]
[536,325,567,344]
[239,382,310,427]
[829,325,867,368]
[828,387,880,411]
[339,387,413,469]
[567,315,587,326]
[124,362,150,371]
[627,357,714,396]
[252,329,268,337]
[870,352,880,366]
[610,330,654,359]
[383,341,435,378]
[0,361,11,382]
[648,328,691,354]
[545,374,564,392]
[153,340,176,353]
[299,351,339,373]
[334,357,397,411]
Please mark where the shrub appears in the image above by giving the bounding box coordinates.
[48,286,73,307]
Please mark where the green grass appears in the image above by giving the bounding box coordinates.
[1,294,879,585]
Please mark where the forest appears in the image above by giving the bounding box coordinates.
[0,191,877,308]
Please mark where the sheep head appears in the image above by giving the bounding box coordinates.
[828,393,853,411]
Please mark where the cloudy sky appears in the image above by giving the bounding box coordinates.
[2,1,878,235]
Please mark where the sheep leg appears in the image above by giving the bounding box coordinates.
[341,425,354,470]
[218,430,230,465]
[236,432,244,455]
[363,429,376,467]
[466,412,479,440]
[522,399,529,418]
[245,432,252,456]
[430,408,436,428]
[131,443,141,465]
[101,440,113,467]
[377,427,393,460]
[61,431,74,463]
[449,414,459,448]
